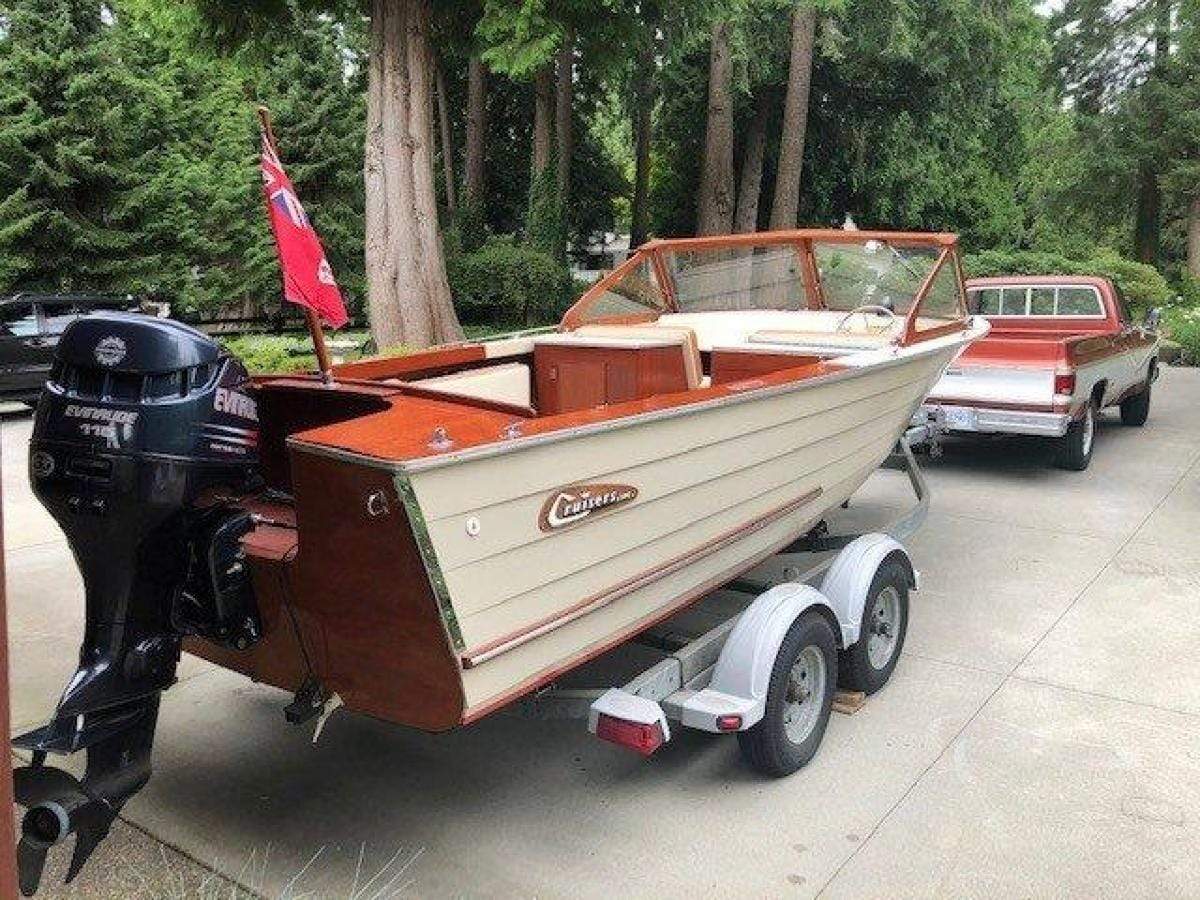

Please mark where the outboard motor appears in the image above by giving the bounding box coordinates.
[13,313,263,895]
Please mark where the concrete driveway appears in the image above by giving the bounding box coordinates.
[6,367,1200,899]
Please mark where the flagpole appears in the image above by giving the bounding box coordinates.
[257,105,336,386]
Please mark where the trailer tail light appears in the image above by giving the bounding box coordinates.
[716,714,742,732]
[594,714,665,756]
[1054,371,1076,396]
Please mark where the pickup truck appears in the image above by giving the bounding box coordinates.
[917,276,1159,470]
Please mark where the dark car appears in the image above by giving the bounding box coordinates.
[0,294,140,406]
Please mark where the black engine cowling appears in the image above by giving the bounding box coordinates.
[14,313,265,894]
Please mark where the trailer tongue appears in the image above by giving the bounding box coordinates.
[13,314,262,895]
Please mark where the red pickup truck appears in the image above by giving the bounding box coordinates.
[918,276,1160,470]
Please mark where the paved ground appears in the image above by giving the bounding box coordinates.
[5,367,1200,899]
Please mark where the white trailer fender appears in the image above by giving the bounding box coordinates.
[681,583,832,732]
[820,534,915,647]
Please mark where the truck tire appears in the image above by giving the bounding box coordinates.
[737,611,837,777]
[1120,383,1151,426]
[838,558,910,694]
[1056,399,1096,471]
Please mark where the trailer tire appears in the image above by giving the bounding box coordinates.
[737,611,837,777]
[1120,383,1151,426]
[838,557,910,694]
[1056,399,1096,471]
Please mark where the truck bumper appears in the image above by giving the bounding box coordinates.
[915,403,1072,438]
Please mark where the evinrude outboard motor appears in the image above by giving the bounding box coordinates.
[14,313,262,895]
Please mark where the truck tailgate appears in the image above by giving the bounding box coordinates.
[933,363,1055,407]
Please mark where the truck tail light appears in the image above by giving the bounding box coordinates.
[1054,372,1076,396]
[594,714,665,756]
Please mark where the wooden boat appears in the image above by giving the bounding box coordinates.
[189,229,986,730]
[15,229,986,891]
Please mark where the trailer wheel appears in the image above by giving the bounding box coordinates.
[1056,400,1096,471]
[838,557,910,694]
[1120,383,1151,426]
[737,611,837,777]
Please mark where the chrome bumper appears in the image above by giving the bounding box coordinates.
[914,403,1071,438]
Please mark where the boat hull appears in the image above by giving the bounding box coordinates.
[189,339,964,730]
[406,344,961,718]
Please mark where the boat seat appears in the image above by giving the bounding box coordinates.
[572,324,703,389]
[404,362,532,408]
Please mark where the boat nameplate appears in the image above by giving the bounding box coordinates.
[538,483,639,532]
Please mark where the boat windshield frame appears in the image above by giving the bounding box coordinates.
[561,229,969,346]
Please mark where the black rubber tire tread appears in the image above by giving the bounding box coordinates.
[838,557,910,695]
[737,611,837,778]
[1120,383,1151,426]
[1055,400,1096,471]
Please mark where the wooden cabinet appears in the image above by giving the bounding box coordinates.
[534,339,689,414]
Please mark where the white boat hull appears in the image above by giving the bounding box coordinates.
[406,343,963,714]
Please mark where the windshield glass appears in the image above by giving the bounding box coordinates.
[564,234,965,331]
[811,242,944,315]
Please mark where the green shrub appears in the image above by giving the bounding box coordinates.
[1165,307,1200,365]
[447,235,571,327]
[962,248,1173,317]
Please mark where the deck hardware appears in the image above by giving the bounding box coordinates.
[366,490,389,517]
[428,426,454,451]
[501,421,523,440]
[465,516,481,537]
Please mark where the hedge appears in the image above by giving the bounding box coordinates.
[446,235,572,327]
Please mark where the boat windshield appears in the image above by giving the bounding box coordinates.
[566,234,965,333]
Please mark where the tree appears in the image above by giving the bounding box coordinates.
[195,0,462,348]
[733,92,770,233]
[768,2,815,230]
[555,26,574,213]
[0,1,160,291]
[1050,0,1181,264]
[434,58,457,218]
[696,18,734,235]
[462,55,488,244]
[629,11,657,248]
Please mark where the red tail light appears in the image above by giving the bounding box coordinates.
[595,714,665,756]
[716,714,743,731]
[1054,371,1076,396]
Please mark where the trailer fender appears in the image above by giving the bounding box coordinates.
[820,534,915,647]
[681,583,832,732]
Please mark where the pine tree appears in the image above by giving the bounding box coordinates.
[0,0,162,291]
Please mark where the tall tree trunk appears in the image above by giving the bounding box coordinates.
[532,64,554,178]
[555,28,574,215]
[696,19,735,236]
[434,59,456,218]
[464,56,487,206]
[1188,196,1200,279]
[630,36,655,249]
[365,0,463,350]
[734,93,770,234]
[1136,0,1172,264]
[1134,164,1161,264]
[769,3,816,231]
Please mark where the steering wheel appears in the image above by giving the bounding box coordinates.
[835,304,897,333]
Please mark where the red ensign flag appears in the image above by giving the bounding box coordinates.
[260,130,349,329]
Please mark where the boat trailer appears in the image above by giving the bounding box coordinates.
[509,425,939,775]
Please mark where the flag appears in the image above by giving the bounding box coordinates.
[260,130,349,329]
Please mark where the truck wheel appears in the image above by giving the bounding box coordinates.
[838,558,910,694]
[1056,400,1096,471]
[1120,384,1151,427]
[738,611,837,777]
